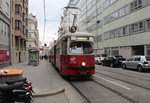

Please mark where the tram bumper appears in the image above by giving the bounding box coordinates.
[67,66,95,76]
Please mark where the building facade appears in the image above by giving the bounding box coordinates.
[0,0,11,68]
[58,0,79,37]
[71,0,150,58]
[28,13,39,50]
[11,0,28,64]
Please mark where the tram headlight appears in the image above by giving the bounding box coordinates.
[81,62,86,67]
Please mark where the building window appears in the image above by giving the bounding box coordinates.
[15,4,22,15]
[3,23,7,35]
[15,20,22,30]
[26,18,28,25]
[110,30,116,39]
[28,34,31,38]
[2,22,5,34]
[130,0,142,11]
[23,13,25,21]
[26,8,28,14]
[23,26,26,34]
[15,20,19,30]
[147,19,150,30]
[12,18,13,29]
[23,0,25,7]
[12,1,14,12]
[29,42,32,47]
[103,0,110,9]
[0,20,2,34]
[130,21,144,33]
[6,2,10,15]
[0,0,2,8]
[114,29,118,38]
[131,23,138,32]
[104,5,130,25]
[122,26,129,36]
[139,21,144,30]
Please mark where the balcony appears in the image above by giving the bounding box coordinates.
[15,29,27,40]
[15,29,22,37]
[15,15,22,21]
[22,34,28,41]
[15,0,23,7]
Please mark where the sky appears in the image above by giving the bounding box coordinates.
[29,0,69,45]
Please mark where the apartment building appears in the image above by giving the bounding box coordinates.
[70,0,150,58]
[28,13,39,50]
[11,0,28,64]
[0,0,11,68]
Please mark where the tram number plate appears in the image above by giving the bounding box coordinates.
[81,72,86,75]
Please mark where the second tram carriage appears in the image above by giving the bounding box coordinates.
[49,32,95,77]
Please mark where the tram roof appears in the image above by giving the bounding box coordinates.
[58,32,94,41]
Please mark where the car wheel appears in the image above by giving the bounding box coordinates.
[97,61,100,65]
[122,64,126,69]
[137,65,143,72]
[110,63,114,68]
[102,62,105,66]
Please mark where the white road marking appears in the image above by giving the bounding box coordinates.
[94,75,131,90]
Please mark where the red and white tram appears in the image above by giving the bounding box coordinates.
[49,32,95,77]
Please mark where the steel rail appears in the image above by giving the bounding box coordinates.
[96,71,150,91]
[99,69,150,82]
[92,79,139,103]
[69,81,92,103]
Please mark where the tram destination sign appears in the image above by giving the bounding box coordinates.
[77,37,89,40]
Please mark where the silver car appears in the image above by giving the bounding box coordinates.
[122,55,150,72]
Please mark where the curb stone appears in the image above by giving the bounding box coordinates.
[33,88,65,98]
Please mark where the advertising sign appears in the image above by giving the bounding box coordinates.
[0,50,5,63]
[0,50,10,63]
[29,52,38,62]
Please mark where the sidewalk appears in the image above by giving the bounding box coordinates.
[3,60,87,103]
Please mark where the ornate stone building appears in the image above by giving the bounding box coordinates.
[28,13,39,50]
[11,0,28,64]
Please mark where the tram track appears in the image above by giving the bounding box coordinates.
[69,78,137,103]
[98,68,150,82]
[92,79,139,103]
[69,81,92,103]
[96,71,150,91]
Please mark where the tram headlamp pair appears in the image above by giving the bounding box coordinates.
[81,62,86,67]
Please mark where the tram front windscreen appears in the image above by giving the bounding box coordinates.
[69,42,93,54]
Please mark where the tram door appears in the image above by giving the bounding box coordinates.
[61,39,67,72]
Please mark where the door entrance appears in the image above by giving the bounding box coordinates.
[19,52,21,63]
[132,45,144,55]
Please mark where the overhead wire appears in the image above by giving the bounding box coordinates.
[43,0,46,43]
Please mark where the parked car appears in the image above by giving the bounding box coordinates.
[122,55,150,72]
[101,55,126,67]
[95,54,107,64]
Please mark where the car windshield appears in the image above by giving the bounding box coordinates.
[101,54,107,57]
[96,55,100,57]
[114,56,123,59]
[146,56,150,61]
[69,42,93,54]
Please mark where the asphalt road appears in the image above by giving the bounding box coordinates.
[70,64,150,103]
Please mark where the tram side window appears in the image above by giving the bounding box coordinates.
[69,42,93,54]
[62,41,67,55]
